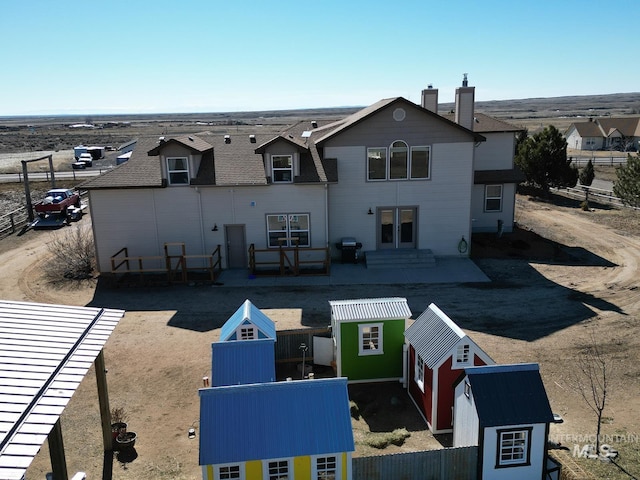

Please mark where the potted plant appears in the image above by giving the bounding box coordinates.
[110,407,127,442]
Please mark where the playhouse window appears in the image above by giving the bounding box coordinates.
[497,428,532,467]
[315,455,337,480]
[415,354,425,392]
[266,459,290,480]
[359,323,383,355]
[238,326,256,340]
[217,463,242,479]
[456,344,470,364]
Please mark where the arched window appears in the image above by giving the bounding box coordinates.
[389,141,408,179]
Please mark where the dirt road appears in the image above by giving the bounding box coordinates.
[4,195,639,479]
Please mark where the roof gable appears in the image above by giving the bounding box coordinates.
[198,378,354,465]
[219,300,277,341]
[405,303,474,368]
[314,97,484,146]
[464,363,554,427]
[329,297,412,323]
[147,135,212,155]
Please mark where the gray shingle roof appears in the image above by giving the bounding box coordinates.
[463,363,554,428]
[442,112,523,133]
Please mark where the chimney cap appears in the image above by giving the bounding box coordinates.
[462,73,468,87]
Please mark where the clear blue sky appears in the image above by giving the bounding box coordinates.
[1,0,638,116]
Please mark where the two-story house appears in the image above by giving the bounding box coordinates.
[83,77,522,273]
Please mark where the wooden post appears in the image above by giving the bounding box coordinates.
[21,160,34,222]
[48,418,69,480]
[95,350,113,451]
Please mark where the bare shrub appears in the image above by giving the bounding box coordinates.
[44,225,95,280]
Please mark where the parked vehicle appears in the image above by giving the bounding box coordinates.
[34,189,81,216]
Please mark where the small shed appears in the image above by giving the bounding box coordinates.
[199,378,354,480]
[219,299,276,342]
[329,297,411,382]
[404,303,493,433]
[453,363,560,480]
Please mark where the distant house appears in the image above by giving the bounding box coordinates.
[82,76,524,274]
[329,297,411,382]
[404,303,494,434]
[565,117,640,151]
[199,378,354,480]
[453,363,561,480]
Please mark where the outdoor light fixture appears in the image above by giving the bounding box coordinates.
[212,224,219,232]
[367,208,374,215]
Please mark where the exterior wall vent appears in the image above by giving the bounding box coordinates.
[224,135,231,144]
[249,134,256,143]
[311,120,318,128]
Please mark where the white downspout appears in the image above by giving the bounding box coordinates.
[401,343,408,387]
[195,187,206,255]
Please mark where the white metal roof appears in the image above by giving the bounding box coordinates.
[0,300,125,480]
[329,297,412,322]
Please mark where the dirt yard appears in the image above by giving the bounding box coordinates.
[3,192,639,480]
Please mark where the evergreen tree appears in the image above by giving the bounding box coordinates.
[613,153,640,207]
[579,159,595,186]
[515,125,578,192]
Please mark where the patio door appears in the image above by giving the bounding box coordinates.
[378,207,417,249]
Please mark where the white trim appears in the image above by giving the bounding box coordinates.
[214,462,245,480]
[263,457,292,480]
[414,353,425,393]
[311,453,341,480]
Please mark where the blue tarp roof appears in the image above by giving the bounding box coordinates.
[211,338,275,386]
[220,299,277,341]
[199,378,354,465]
[464,363,554,428]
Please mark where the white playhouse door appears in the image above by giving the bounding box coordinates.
[313,336,333,366]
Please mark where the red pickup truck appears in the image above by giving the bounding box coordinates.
[34,189,81,216]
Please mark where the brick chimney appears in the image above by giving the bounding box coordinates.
[455,73,475,130]
[421,84,438,113]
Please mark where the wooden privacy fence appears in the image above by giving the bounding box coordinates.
[353,446,478,480]
[275,328,330,363]
[249,243,331,276]
[110,243,222,284]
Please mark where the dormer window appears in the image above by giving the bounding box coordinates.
[167,157,189,185]
[272,155,293,183]
[238,326,256,340]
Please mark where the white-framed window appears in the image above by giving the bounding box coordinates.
[485,184,503,212]
[266,214,310,248]
[167,157,190,185]
[367,143,431,181]
[265,459,290,480]
[367,147,387,180]
[358,323,383,355]
[414,354,425,392]
[314,455,338,480]
[389,141,408,179]
[456,344,470,365]
[410,146,430,179]
[216,463,244,479]
[272,155,293,183]
[238,325,256,340]
[497,428,531,467]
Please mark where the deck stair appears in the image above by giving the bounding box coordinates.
[364,249,436,269]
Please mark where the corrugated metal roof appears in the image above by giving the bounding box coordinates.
[404,303,465,369]
[0,300,125,480]
[219,300,276,341]
[199,377,354,465]
[465,363,554,428]
[211,339,275,386]
[329,298,411,323]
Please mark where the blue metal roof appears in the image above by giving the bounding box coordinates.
[219,299,277,341]
[199,378,354,465]
[464,363,554,427]
[211,338,275,386]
